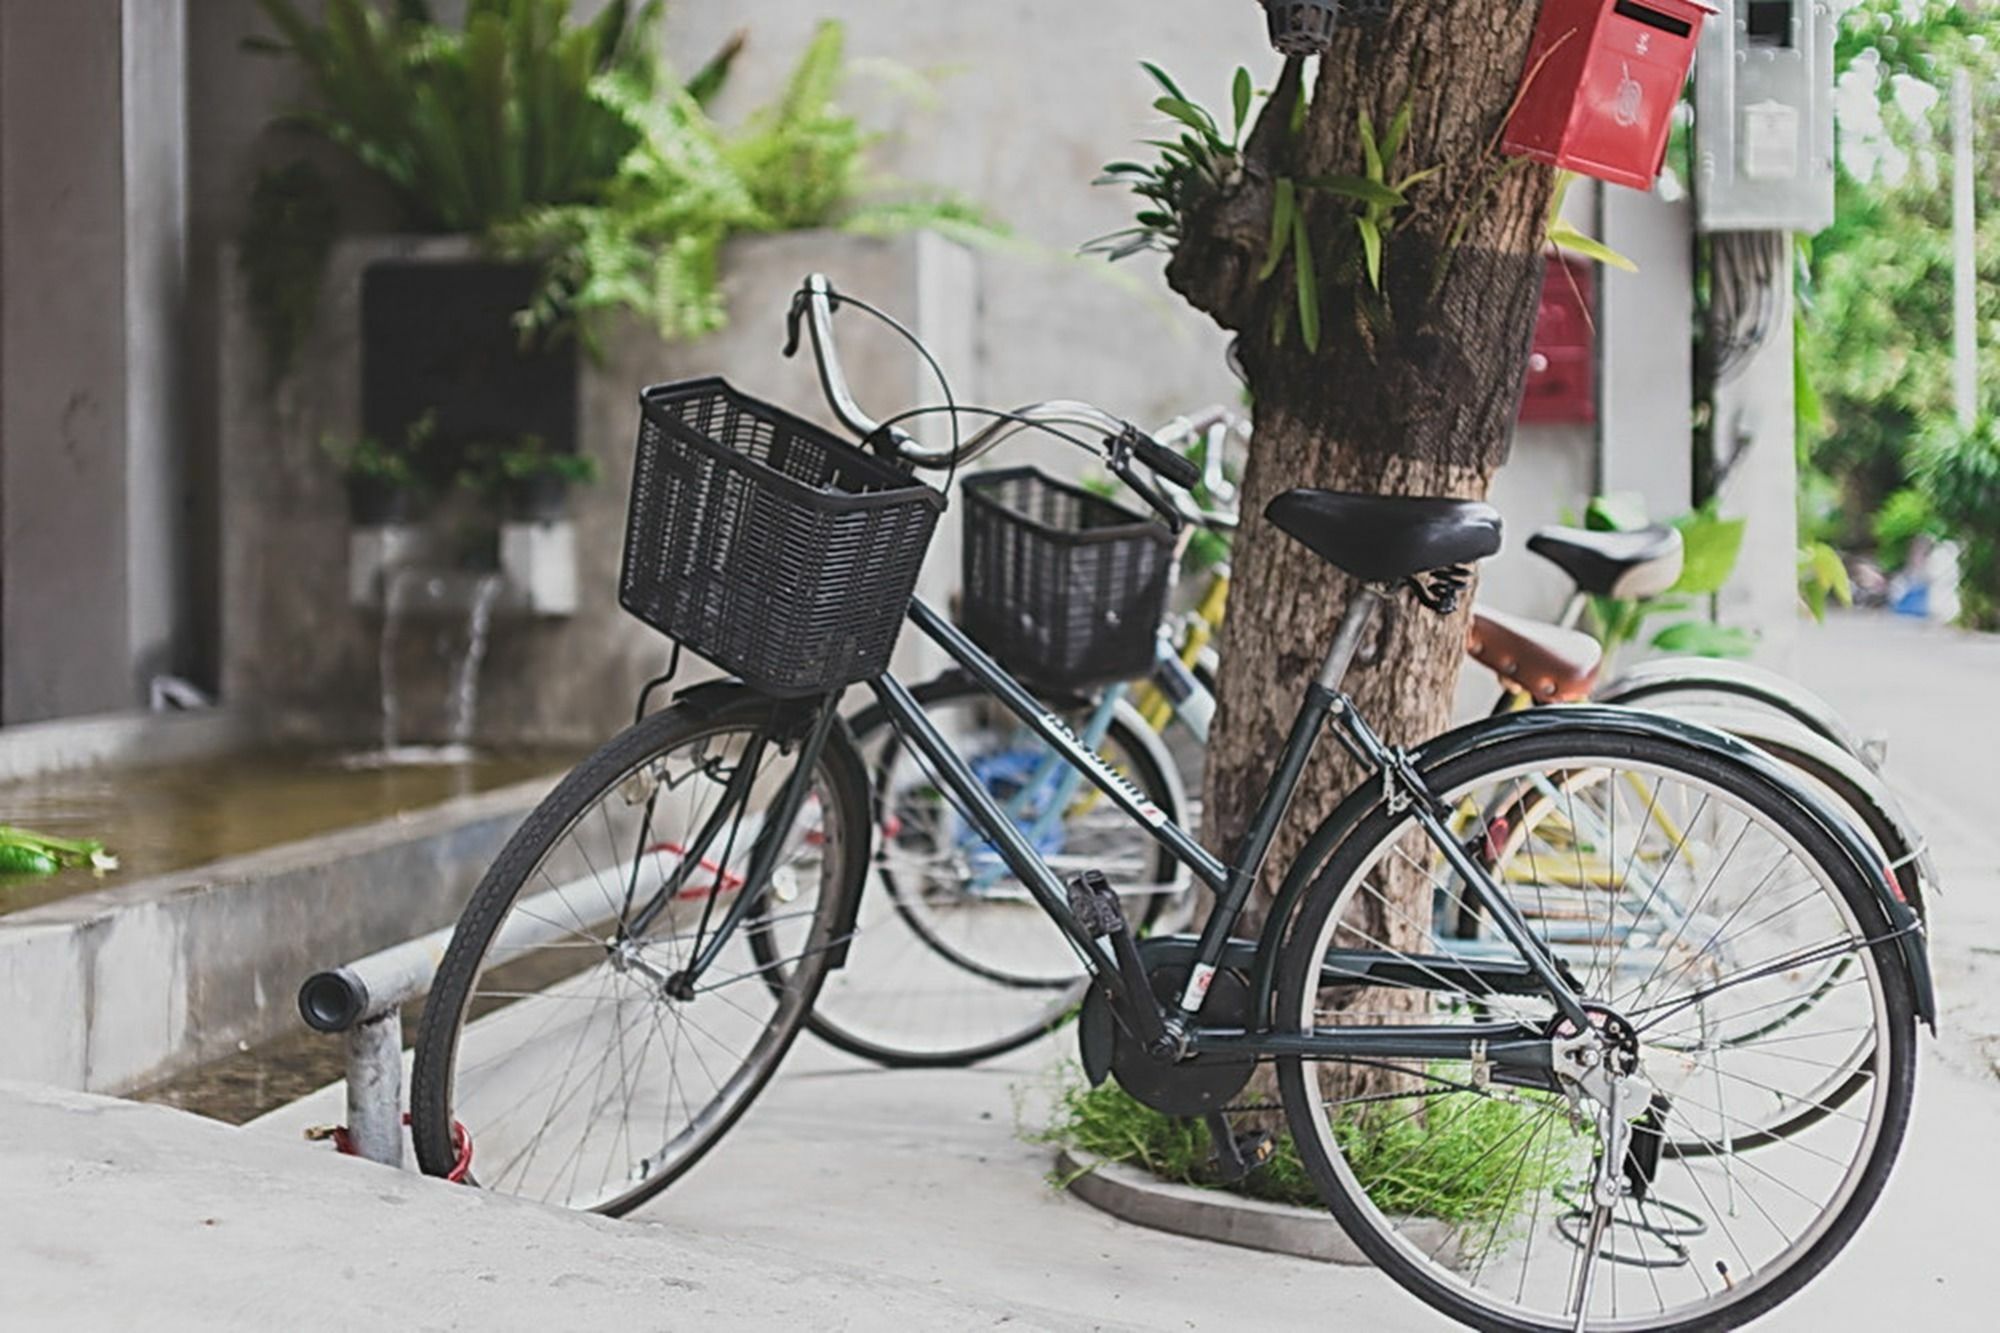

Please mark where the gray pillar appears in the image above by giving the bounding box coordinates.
[0,0,190,724]
[1711,267,1801,671]
[1599,189,1696,519]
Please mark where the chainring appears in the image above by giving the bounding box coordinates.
[1078,944,1258,1118]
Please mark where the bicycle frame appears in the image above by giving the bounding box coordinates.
[855,592,1595,1074]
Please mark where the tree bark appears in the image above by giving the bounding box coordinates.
[1168,8,1559,931]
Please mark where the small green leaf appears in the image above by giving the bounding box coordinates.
[1294,212,1321,352]
[1649,621,1758,660]
[1380,98,1413,166]
[1798,541,1852,621]
[1548,221,1638,272]
[1395,164,1443,194]
[1358,108,1383,182]
[1154,96,1220,144]
[1260,177,1296,282]
[1299,173,1406,209]
[1357,216,1383,290]
[1232,66,1253,142]
[1672,510,1748,596]
[1141,60,1189,104]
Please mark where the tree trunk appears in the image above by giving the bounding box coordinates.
[1168,9,1558,931]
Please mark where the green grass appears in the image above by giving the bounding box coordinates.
[1038,1069,1574,1234]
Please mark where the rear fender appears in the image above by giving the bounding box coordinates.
[1253,705,1936,1029]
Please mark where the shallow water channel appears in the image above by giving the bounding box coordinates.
[0,746,571,917]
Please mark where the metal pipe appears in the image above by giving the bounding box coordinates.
[299,871,640,1034]
[298,872,639,1168]
[343,1011,404,1168]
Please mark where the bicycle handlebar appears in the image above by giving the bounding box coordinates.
[783,272,1241,531]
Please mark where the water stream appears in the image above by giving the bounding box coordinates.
[353,568,505,768]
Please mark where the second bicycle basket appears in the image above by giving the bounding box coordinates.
[960,467,1174,692]
[620,377,944,697]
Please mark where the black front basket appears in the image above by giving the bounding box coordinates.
[619,377,943,697]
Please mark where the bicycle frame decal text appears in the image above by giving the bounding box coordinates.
[1039,711,1167,827]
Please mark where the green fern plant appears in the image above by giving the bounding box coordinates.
[500,20,1001,347]
[248,0,730,232]
[1089,62,1257,261]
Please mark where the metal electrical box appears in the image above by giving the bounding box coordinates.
[1694,0,1837,232]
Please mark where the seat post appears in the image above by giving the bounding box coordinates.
[1316,586,1383,693]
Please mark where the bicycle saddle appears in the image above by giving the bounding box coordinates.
[1266,489,1502,584]
[1467,608,1603,703]
[1526,524,1684,599]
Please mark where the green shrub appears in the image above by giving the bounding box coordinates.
[1580,496,1756,661]
[245,4,994,360]
[1916,416,2000,628]
[250,0,694,233]
[1871,486,1943,572]
[1038,1069,1571,1239]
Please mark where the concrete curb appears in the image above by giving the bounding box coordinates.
[1054,1147,1376,1265]
[0,778,550,1094]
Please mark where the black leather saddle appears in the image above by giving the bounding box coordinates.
[1266,489,1503,584]
[1526,525,1684,599]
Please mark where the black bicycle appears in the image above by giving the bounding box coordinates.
[411,275,1933,1332]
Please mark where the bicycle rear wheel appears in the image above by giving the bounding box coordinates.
[1276,725,1917,1332]
[761,674,1188,1068]
[410,696,869,1214]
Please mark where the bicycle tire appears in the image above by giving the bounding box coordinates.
[765,673,1185,1069]
[1275,723,1917,1332]
[410,696,869,1214]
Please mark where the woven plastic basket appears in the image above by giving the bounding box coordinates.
[619,377,943,697]
[960,467,1173,692]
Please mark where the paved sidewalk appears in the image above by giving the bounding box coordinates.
[0,1079,1082,1332]
[9,608,1993,1332]
[1791,610,2000,1078]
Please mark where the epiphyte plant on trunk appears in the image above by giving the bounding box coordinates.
[1092,6,1562,953]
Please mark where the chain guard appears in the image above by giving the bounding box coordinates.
[1078,942,1257,1118]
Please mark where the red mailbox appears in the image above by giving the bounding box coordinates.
[1501,0,1716,191]
[1519,256,1595,425]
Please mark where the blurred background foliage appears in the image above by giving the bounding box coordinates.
[1799,0,2000,626]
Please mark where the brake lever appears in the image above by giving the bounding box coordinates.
[782,289,807,358]
[1107,431,1185,537]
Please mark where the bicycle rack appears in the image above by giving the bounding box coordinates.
[297,879,584,1168]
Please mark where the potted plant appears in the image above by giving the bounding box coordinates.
[462,436,601,523]
[322,409,438,526]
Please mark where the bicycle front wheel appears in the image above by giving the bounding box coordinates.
[1275,725,1917,1332]
[410,696,869,1214]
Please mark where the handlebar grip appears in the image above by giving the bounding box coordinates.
[1131,433,1202,491]
[783,290,806,358]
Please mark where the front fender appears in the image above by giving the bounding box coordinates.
[1253,704,1935,1029]
[670,677,873,969]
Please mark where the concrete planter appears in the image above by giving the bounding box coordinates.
[219,229,978,748]
[0,780,546,1096]
[1055,1148,1458,1266]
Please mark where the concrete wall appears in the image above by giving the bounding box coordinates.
[0,0,192,725]
[664,0,1258,428]
[78,0,1704,732]
[1713,278,1803,671]
[0,781,540,1094]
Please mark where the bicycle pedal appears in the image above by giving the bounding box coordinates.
[1202,1112,1275,1185]
[1065,869,1128,938]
